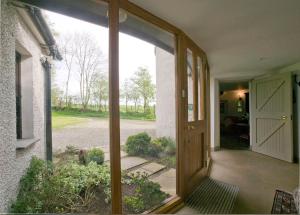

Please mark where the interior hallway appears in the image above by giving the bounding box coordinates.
[177,149,299,214]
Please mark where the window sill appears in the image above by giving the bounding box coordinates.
[16,138,39,150]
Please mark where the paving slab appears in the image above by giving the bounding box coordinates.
[121,156,148,170]
[142,162,165,173]
[151,168,176,196]
[129,168,153,177]
[129,162,166,177]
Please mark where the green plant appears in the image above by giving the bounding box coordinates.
[124,132,151,156]
[152,137,176,155]
[147,141,163,157]
[86,148,105,165]
[124,173,168,213]
[10,157,58,213]
[158,156,176,168]
[124,196,144,213]
[11,157,111,213]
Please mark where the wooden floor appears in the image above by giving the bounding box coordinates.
[177,149,299,214]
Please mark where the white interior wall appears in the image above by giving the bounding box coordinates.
[210,78,220,150]
[295,74,300,161]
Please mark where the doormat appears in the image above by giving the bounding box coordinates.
[185,177,239,214]
[271,189,298,214]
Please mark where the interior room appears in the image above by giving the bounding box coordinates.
[219,81,249,149]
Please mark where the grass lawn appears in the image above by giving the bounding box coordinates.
[52,107,155,121]
[52,106,155,129]
[52,112,88,129]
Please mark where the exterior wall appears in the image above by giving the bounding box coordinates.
[155,47,176,140]
[0,1,46,212]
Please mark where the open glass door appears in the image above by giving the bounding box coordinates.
[183,38,207,195]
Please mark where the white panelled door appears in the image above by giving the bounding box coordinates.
[251,73,293,162]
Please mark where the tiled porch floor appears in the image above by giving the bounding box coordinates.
[177,149,299,214]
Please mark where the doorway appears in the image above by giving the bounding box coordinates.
[219,81,250,150]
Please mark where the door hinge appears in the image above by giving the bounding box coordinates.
[291,115,293,120]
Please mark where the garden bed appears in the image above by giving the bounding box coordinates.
[11,147,169,214]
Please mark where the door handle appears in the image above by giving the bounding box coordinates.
[281,116,287,120]
[188,125,195,130]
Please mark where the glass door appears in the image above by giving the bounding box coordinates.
[182,38,207,195]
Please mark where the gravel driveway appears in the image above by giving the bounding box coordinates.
[52,118,156,154]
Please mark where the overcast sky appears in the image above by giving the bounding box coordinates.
[44,10,156,96]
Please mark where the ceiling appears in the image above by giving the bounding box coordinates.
[130,0,300,80]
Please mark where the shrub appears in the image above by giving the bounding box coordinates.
[86,148,105,165]
[158,156,176,168]
[11,157,111,213]
[124,196,144,213]
[124,132,151,156]
[124,173,168,213]
[152,137,176,156]
[147,142,163,157]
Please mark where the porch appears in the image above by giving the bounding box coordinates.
[177,149,299,214]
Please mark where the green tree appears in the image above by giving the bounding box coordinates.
[131,67,155,113]
[91,72,108,112]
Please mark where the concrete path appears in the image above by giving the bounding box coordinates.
[151,168,176,196]
[53,118,156,154]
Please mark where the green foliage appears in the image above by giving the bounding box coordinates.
[152,137,176,156]
[147,141,163,157]
[124,196,144,213]
[10,157,111,213]
[124,173,168,213]
[124,132,152,156]
[86,148,105,165]
[158,156,176,169]
[52,106,155,121]
[131,67,156,112]
[124,133,176,158]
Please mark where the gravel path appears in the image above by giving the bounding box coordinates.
[52,118,156,154]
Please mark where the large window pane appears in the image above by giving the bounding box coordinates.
[10,1,112,214]
[118,9,177,214]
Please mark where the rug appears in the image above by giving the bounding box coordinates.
[185,177,239,214]
[271,189,298,214]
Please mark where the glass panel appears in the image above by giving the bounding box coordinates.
[197,56,204,120]
[10,2,112,214]
[187,49,194,122]
[119,9,177,214]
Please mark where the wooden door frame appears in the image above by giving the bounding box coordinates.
[16,0,211,213]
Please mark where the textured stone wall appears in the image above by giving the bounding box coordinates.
[0,1,46,212]
[155,47,176,140]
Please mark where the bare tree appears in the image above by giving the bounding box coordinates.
[121,79,131,112]
[59,34,75,106]
[73,33,106,110]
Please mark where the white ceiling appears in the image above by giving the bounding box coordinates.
[130,0,300,79]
